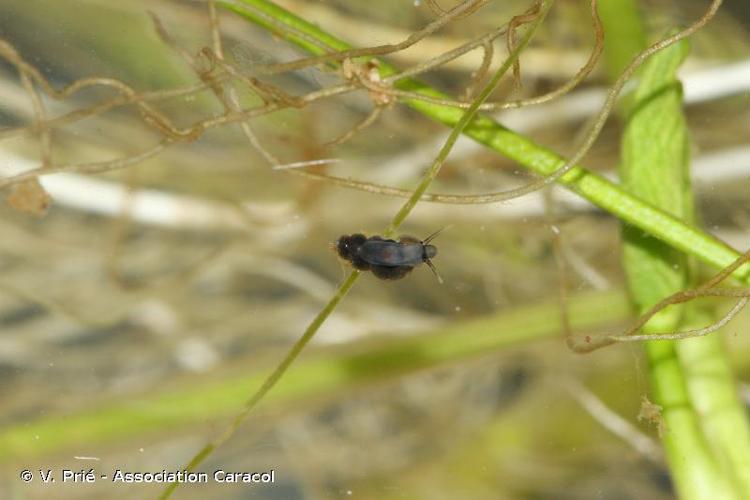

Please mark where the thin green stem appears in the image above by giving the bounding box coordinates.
[222,0,748,285]
[159,270,360,499]
[385,0,550,236]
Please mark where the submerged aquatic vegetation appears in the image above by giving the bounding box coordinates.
[0,1,749,499]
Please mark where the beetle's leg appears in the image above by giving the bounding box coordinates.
[350,254,371,271]
[372,265,412,280]
[424,258,444,284]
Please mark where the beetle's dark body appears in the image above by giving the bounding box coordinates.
[336,232,440,281]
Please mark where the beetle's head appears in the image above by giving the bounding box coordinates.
[424,244,438,260]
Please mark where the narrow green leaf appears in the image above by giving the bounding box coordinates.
[0,289,628,460]
[598,0,646,113]
[678,307,750,496]
[620,34,750,500]
[620,37,691,315]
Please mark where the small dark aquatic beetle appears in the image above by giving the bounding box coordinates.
[335,228,444,283]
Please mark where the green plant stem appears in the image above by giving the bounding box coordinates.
[222,0,749,283]
[161,270,360,499]
[385,0,550,236]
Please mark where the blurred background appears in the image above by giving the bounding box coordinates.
[0,0,749,498]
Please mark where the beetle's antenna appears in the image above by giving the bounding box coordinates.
[424,258,444,284]
[423,225,452,244]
